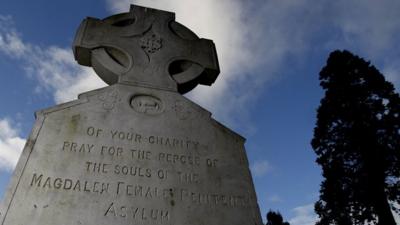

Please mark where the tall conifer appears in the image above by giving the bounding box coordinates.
[312,50,400,225]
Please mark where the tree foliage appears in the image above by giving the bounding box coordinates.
[312,50,400,225]
[266,210,290,225]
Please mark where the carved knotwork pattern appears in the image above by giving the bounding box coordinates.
[140,32,162,54]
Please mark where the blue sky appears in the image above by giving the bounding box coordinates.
[1,1,400,224]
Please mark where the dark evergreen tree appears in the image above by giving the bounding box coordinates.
[312,50,400,225]
[266,210,290,225]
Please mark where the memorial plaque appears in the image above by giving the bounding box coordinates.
[0,5,263,225]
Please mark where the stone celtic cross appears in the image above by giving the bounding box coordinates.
[73,5,220,94]
[1,5,262,225]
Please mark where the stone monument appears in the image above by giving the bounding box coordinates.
[0,5,263,225]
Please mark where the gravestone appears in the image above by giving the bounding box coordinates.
[0,5,263,225]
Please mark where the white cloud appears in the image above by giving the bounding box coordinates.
[289,203,318,225]
[0,32,27,57]
[327,0,400,90]
[250,160,271,177]
[105,0,400,128]
[106,0,281,127]
[395,212,400,225]
[0,119,25,171]
[1,1,400,127]
[329,0,400,57]
[0,16,106,104]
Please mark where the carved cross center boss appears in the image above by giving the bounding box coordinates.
[73,5,220,94]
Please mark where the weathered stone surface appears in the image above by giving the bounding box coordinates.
[1,5,262,225]
[73,5,220,94]
[1,84,262,225]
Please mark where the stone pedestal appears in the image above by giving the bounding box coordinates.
[1,84,262,225]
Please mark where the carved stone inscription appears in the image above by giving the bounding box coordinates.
[1,86,261,225]
[19,122,251,225]
[2,3,261,223]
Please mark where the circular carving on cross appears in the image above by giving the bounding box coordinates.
[72,5,220,94]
